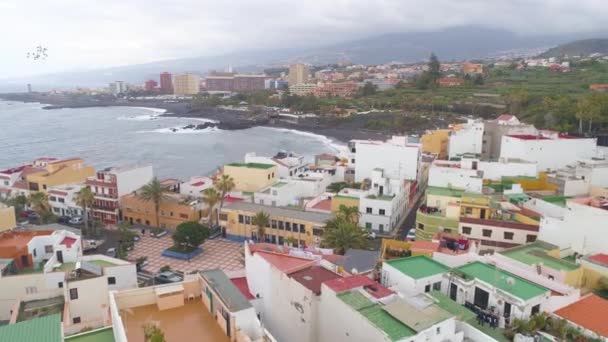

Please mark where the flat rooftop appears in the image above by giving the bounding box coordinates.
[120,301,229,342]
[226,162,275,170]
[65,327,115,342]
[426,186,464,198]
[385,256,449,279]
[289,266,341,295]
[224,202,333,224]
[455,261,549,301]
[501,241,579,271]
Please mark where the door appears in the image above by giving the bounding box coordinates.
[450,283,458,301]
[504,302,512,318]
[56,250,64,263]
[480,209,486,219]
[206,287,213,313]
[379,186,384,195]
[474,287,489,309]
[20,255,29,267]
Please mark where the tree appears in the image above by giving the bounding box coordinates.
[117,222,136,259]
[74,187,95,232]
[27,192,49,224]
[428,53,441,82]
[172,221,210,252]
[3,194,27,217]
[201,188,221,226]
[359,82,378,97]
[252,211,270,242]
[143,324,166,342]
[322,221,368,254]
[473,74,484,85]
[138,177,170,228]
[505,88,530,114]
[326,182,348,193]
[337,205,359,224]
[216,174,235,224]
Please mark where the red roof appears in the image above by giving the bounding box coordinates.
[0,165,30,175]
[231,277,255,300]
[507,134,550,140]
[324,274,394,299]
[60,237,78,248]
[410,240,440,252]
[224,195,244,204]
[589,253,608,266]
[289,266,341,295]
[558,133,582,139]
[497,114,515,121]
[256,250,314,274]
[312,198,332,211]
[555,294,608,337]
[191,181,206,187]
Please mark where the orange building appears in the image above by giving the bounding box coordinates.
[24,158,95,192]
[121,191,203,229]
[462,62,484,75]
[314,81,359,97]
[0,230,52,269]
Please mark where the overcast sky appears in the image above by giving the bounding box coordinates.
[1,0,608,79]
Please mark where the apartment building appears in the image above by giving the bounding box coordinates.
[415,187,463,241]
[289,83,317,96]
[223,162,278,192]
[254,173,331,208]
[349,136,421,182]
[24,158,95,193]
[220,202,331,246]
[421,129,450,159]
[179,175,214,198]
[482,114,538,160]
[382,256,450,295]
[448,119,484,159]
[313,81,359,97]
[173,73,200,95]
[85,165,153,224]
[244,151,307,178]
[288,63,310,85]
[359,169,409,234]
[47,184,84,218]
[160,72,173,93]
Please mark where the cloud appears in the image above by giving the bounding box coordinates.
[1,0,608,78]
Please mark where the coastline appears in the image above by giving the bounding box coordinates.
[0,93,389,143]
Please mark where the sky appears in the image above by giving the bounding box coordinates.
[1,0,608,79]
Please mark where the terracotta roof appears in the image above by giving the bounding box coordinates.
[324,274,394,299]
[60,237,77,248]
[497,114,515,121]
[256,250,314,274]
[223,195,244,204]
[191,181,206,187]
[555,294,608,337]
[312,198,332,211]
[230,277,255,300]
[589,253,608,266]
[289,266,341,295]
[410,240,440,252]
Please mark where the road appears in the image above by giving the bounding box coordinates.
[395,191,425,240]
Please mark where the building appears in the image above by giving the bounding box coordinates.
[108,81,126,95]
[421,129,450,159]
[173,73,200,95]
[415,186,463,241]
[589,84,608,91]
[359,169,409,234]
[545,158,608,196]
[160,72,173,93]
[288,64,310,85]
[482,114,538,160]
[223,162,278,192]
[47,184,84,218]
[313,81,359,97]
[205,73,266,92]
[438,77,464,87]
[244,151,307,179]
[448,119,484,159]
[462,62,484,75]
[220,202,331,246]
[254,174,332,208]
[180,176,214,198]
[289,83,317,96]
[446,261,550,320]
[85,165,154,225]
[500,132,598,171]
[579,253,608,290]
[554,294,608,340]
[382,256,450,295]
[0,204,16,231]
[121,185,203,229]
[144,79,158,91]
[234,75,266,91]
[349,136,421,182]
[24,158,95,193]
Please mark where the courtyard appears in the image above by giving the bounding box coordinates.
[128,233,244,273]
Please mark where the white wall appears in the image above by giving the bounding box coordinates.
[381,263,444,296]
[353,137,420,182]
[477,160,538,181]
[0,272,65,320]
[116,165,154,196]
[448,121,484,158]
[522,198,565,220]
[428,166,483,193]
[500,136,597,171]
[67,276,110,325]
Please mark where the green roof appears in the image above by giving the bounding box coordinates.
[338,291,415,341]
[386,256,450,279]
[428,291,475,321]
[227,162,275,170]
[0,314,62,342]
[66,327,115,342]
[542,196,570,208]
[89,259,117,268]
[426,186,464,198]
[500,242,579,271]
[455,261,549,301]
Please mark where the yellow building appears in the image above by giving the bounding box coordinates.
[223,163,277,192]
[173,73,200,95]
[503,173,558,192]
[288,64,310,85]
[421,129,450,159]
[25,158,95,192]
[121,192,203,229]
[219,202,331,247]
[0,204,16,231]
[330,194,360,214]
[580,254,608,290]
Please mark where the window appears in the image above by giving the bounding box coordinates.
[379,209,385,215]
[299,224,305,233]
[366,207,372,214]
[278,221,284,230]
[424,284,431,293]
[58,198,64,203]
[285,222,291,231]
[313,228,324,236]
[238,215,244,223]
[267,174,270,180]
[271,220,277,229]
[170,212,174,217]
[417,223,424,230]
[433,282,441,291]
[531,304,540,316]
[108,277,116,285]
[73,317,81,324]
[33,248,37,257]
[49,196,57,202]
[465,207,473,214]
[244,216,251,224]
[365,222,372,229]
[379,224,384,232]
[70,288,79,300]
[58,282,63,288]
[504,232,514,240]
[26,286,37,294]
[482,229,492,237]
[219,213,228,221]
[436,327,441,335]
[462,226,472,235]
[526,235,537,243]
[351,159,355,164]
[53,207,60,213]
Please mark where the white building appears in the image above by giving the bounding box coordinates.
[545,158,608,196]
[180,176,214,197]
[428,162,483,193]
[500,133,598,171]
[350,136,421,182]
[48,184,84,218]
[382,256,450,296]
[359,169,409,234]
[448,119,484,159]
[254,172,332,207]
[244,151,307,179]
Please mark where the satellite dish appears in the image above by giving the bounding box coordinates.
[506,277,515,286]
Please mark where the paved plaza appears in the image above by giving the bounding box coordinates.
[128,233,244,273]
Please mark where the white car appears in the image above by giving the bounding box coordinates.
[69,216,84,225]
[406,229,416,241]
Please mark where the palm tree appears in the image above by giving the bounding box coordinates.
[143,323,166,342]
[216,174,235,223]
[337,205,360,224]
[138,177,170,228]
[324,216,347,231]
[322,221,368,254]
[27,192,49,224]
[252,211,270,242]
[201,188,221,226]
[74,187,95,232]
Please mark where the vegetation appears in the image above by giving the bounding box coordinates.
[337,205,359,224]
[415,53,441,90]
[322,220,368,254]
[27,192,51,224]
[117,222,136,259]
[252,211,270,242]
[74,187,95,232]
[137,177,170,228]
[171,221,210,252]
[143,323,166,342]
[1,194,27,217]
[506,314,602,342]
[201,187,221,226]
[215,174,235,223]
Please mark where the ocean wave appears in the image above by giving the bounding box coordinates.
[136,126,220,134]
[117,107,167,121]
[260,127,347,153]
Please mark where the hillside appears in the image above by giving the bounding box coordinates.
[540,38,608,58]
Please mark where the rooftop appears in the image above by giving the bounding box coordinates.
[226,162,275,170]
[324,274,394,299]
[256,250,314,274]
[385,256,449,279]
[224,202,333,224]
[554,294,608,337]
[338,248,381,274]
[500,241,579,271]
[455,261,549,301]
[383,297,452,333]
[200,269,253,312]
[588,253,608,267]
[426,186,465,198]
[65,327,115,342]
[289,265,341,295]
[506,134,550,140]
[0,314,62,342]
[230,277,255,300]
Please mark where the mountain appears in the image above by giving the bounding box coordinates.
[2,26,606,91]
[539,38,608,58]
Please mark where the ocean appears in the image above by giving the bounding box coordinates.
[0,100,344,179]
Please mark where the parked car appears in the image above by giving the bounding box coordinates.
[406,229,416,241]
[366,231,376,239]
[83,239,99,252]
[154,271,183,284]
[106,248,117,258]
[20,210,34,218]
[57,216,71,224]
[69,216,84,225]
[151,229,168,238]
